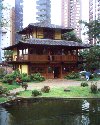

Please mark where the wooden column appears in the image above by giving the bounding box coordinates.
[76,49,78,61]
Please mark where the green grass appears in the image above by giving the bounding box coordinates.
[0,97,8,103]
[0,82,20,91]
[19,86,100,98]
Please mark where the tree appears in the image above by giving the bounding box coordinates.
[0,0,9,27]
[79,20,100,43]
[62,31,82,43]
[79,45,100,71]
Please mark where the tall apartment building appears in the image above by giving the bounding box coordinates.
[0,0,3,62]
[36,0,51,23]
[15,0,23,43]
[89,0,100,44]
[10,7,15,45]
[89,0,100,21]
[61,0,82,38]
[0,0,10,62]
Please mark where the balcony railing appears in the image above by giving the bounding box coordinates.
[14,54,77,62]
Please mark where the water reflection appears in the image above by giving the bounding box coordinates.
[0,99,100,125]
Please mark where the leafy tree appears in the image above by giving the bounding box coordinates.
[0,0,9,27]
[79,45,100,71]
[79,20,100,43]
[62,31,82,43]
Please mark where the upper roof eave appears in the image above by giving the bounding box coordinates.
[17,22,74,34]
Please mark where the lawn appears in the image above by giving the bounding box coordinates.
[18,86,100,98]
[0,82,20,91]
[0,97,8,103]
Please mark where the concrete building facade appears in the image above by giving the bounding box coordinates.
[89,0,100,44]
[36,0,51,23]
[89,0,100,21]
[61,0,82,38]
[0,0,11,62]
[15,0,23,43]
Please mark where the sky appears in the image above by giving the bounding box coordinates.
[6,0,89,27]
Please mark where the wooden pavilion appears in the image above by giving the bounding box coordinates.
[3,22,90,78]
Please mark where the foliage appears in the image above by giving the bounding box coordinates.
[0,1,8,27]
[79,20,100,43]
[4,50,13,57]
[30,73,45,82]
[32,90,42,97]
[90,82,98,93]
[2,74,14,84]
[21,73,31,82]
[64,71,79,79]
[79,45,100,71]
[0,85,8,95]
[41,86,50,93]
[62,31,82,43]
[2,69,21,84]
[81,82,88,87]
[22,83,28,91]
[0,67,6,77]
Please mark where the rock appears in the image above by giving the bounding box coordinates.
[64,88,71,92]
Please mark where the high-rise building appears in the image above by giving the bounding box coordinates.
[0,0,11,62]
[36,0,51,23]
[89,0,100,44]
[15,0,23,43]
[0,0,2,62]
[61,0,82,38]
[10,7,15,45]
[89,0,100,21]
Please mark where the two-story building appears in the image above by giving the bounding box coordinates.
[3,22,89,79]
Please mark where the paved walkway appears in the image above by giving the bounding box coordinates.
[10,79,100,93]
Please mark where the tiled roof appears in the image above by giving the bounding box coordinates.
[18,22,73,34]
[3,38,90,50]
[25,38,90,48]
[29,22,73,30]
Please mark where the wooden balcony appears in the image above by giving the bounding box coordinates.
[14,54,77,63]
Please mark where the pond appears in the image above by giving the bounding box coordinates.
[0,98,100,125]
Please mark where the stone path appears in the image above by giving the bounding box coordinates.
[10,79,100,93]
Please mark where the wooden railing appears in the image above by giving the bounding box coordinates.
[14,54,77,62]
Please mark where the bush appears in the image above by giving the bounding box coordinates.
[0,67,6,77]
[22,83,28,91]
[0,86,8,95]
[32,90,42,97]
[2,74,14,84]
[21,75,31,82]
[90,82,98,93]
[30,73,45,82]
[64,71,79,79]
[81,82,88,87]
[41,86,50,93]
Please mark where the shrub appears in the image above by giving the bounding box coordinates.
[0,67,6,77]
[90,82,98,93]
[21,75,31,82]
[30,73,45,82]
[64,71,79,79]
[2,69,21,84]
[22,82,28,91]
[10,69,21,80]
[41,86,50,93]
[2,74,14,84]
[81,82,88,87]
[32,90,42,96]
[0,86,8,95]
